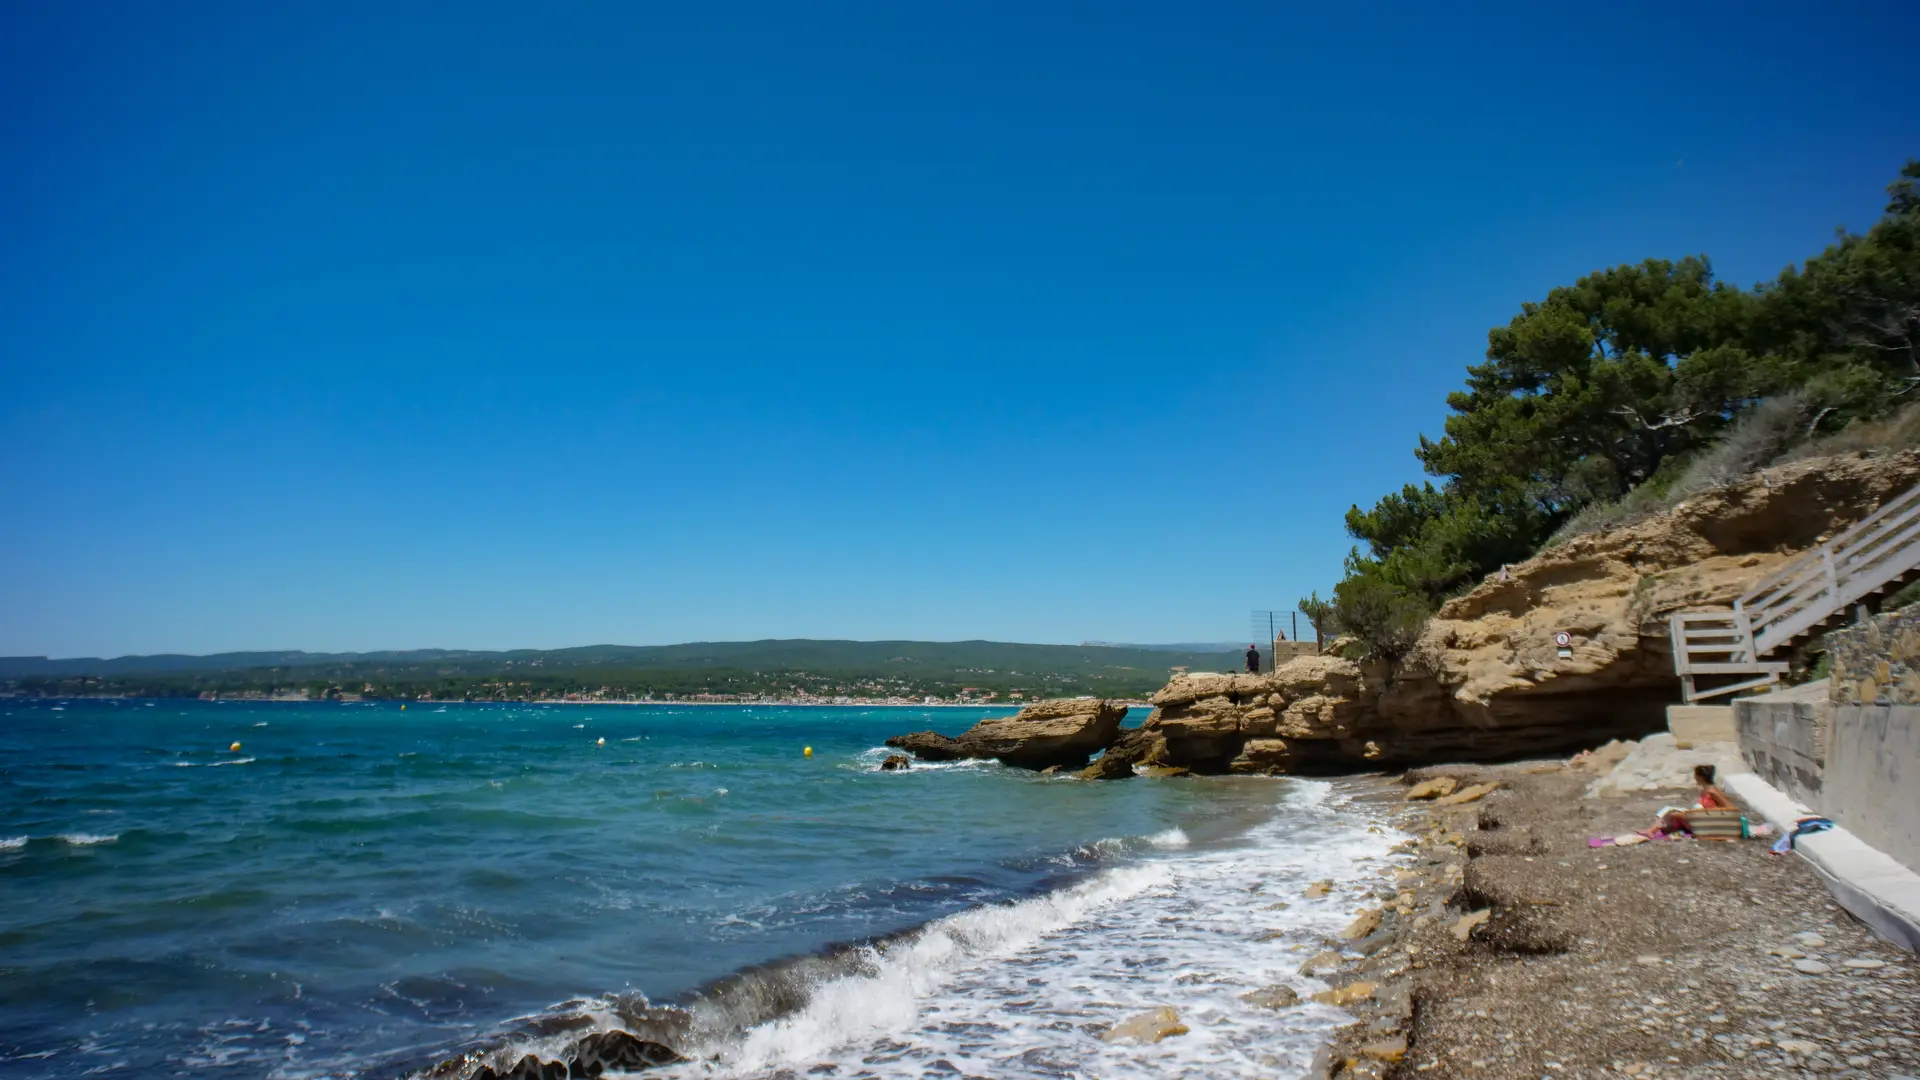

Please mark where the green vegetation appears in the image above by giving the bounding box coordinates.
[0,640,1242,703]
[1304,161,1920,658]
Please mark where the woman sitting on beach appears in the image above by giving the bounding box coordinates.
[1648,765,1735,836]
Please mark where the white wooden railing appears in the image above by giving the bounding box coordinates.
[1669,480,1920,702]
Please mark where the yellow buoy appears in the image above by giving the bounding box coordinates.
[596,737,606,746]
[400,704,407,711]
[803,746,813,758]
[229,741,242,752]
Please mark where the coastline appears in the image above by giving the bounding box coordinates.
[1301,759,1920,1079]
[2,694,1156,709]
[411,773,1411,1080]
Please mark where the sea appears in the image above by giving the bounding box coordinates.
[0,699,1401,1080]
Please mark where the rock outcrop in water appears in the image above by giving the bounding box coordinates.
[1133,449,1920,774]
[886,698,1126,770]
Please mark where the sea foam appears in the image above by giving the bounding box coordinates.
[652,781,1401,1079]
[455,781,1403,1080]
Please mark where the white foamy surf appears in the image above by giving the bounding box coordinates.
[648,780,1401,1080]
[853,747,998,774]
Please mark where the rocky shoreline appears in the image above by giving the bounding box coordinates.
[1297,758,1918,1079]
[885,450,1920,782]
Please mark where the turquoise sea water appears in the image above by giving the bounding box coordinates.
[0,699,1397,1080]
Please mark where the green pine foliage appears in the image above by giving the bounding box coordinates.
[1306,162,1920,658]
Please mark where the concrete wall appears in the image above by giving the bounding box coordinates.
[1826,705,1920,873]
[1735,683,1920,875]
[1272,640,1318,665]
[1733,693,1830,809]
[1667,704,1734,745]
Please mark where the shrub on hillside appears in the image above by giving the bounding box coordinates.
[1299,575,1430,662]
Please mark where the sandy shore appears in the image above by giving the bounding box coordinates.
[1305,760,1918,1079]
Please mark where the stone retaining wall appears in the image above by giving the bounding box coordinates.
[1830,605,1920,705]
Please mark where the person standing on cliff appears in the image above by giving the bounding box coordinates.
[1245,645,1260,674]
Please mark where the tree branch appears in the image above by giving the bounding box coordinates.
[1612,405,1703,431]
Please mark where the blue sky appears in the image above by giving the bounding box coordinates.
[2,3,1915,657]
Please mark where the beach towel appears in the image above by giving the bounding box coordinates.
[1769,816,1835,854]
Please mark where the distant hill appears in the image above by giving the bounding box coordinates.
[0,640,1246,702]
[1080,641,1248,653]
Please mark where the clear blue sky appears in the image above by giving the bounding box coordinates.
[2,3,1915,658]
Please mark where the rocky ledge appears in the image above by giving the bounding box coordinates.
[1137,448,1920,774]
[889,451,1920,778]
[885,698,1126,770]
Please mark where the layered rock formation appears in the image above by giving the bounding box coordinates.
[1131,449,1920,773]
[886,698,1126,770]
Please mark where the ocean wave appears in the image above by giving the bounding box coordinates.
[417,781,1406,1080]
[1148,827,1191,849]
[58,833,120,845]
[0,836,26,851]
[171,757,255,768]
[852,747,995,773]
[673,785,1400,1078]
[1055,826,1190,866]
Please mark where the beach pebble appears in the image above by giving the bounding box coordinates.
[1341,909,1382,940]
[1300,950,1343,975]
[1793,959,1832,975]
[1434,782,1498,806]
[1310,980,1378,1007]
[1453,909,1491,941]
[1635,955,1664,966]
[1239,985,1300,1010]
[1842,958,1886,970]
[1360,1035,1408,1062]
[1796,932,1828,949]
[1778,1039,1821,1055]
[1102,1006,1188,1044]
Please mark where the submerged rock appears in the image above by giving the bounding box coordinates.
[886,699,1127,770]
[879,754,911,771]
[1101,1006,1189,1043]
[569,1031,683,1075]
[1075,724,1167,780]
[1240,984,1301,1009]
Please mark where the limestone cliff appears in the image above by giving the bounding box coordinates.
[1132,449,1920,773]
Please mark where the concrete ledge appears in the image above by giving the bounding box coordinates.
[1666,704,1734,744]
[1723,770,1920,953]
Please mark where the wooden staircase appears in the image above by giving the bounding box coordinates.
[1670,479,1920,702]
